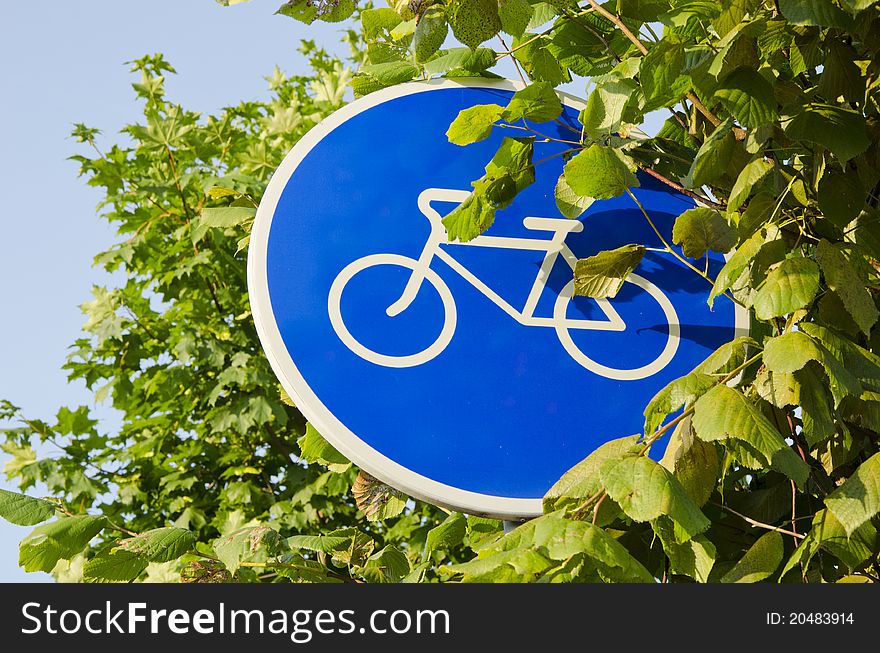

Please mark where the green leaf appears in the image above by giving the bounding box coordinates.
[214,525,287,575]
[682,118,736,189]
[424,512,467,556]
[815,240,879,335]
[581,79,638,139]
[639,41,690,111]
[659,418,719,507]
[783,105,870,163]
[753,256,820,320]
[778,0,854,28]
[563,144,638,200]
[818,173,865,229]
[728,157,774,213]
[446,104,504,145]
[824,452,880,536]
[422,47,497,75]
[287,532,354,553]
[414,8,448,63]
[277,0,356,24]
[543,435,640,517]
[297,423,351,472]
[502,82,563,123]
[780,509,879,578]
[352,470,407,522]
[720,531,784,583]
[117,527,196,563]
[652,517,716,582]
[0,489,56,526]
[533,515,655,582]
[19,516,107,573]
[361,7,404,39]
[361,546,410,583]
[83,549,149,582]
[692,385,810,487]
[351,61,419,96]
[573,244,645,299]
[672,208,737,258]
[448,0,502,50]
[554,173,594,219]
[715,68,778,130]
[645,373,717,435]
[198,206,256,229]
[708,228,765,308]
[443,137,534,242]
[600,455,711,542]
[498,0,532,38]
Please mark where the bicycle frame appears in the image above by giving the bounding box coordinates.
[385,188,626,332]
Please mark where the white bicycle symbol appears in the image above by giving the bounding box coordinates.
[328,189,680,381]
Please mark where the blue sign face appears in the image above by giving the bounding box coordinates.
[249,80,746,518]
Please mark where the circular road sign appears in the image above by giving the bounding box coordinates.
[248,79,747,519]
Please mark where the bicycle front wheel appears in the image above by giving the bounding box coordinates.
[328,253,457,368]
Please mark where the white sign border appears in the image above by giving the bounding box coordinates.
[248,78,748,519]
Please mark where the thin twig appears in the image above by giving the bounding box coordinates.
[640,166,725,210]
[712,502,805,540]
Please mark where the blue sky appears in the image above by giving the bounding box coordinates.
[0,0,352,582]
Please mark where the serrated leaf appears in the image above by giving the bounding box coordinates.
[277,0,356,24]
[117,527,196,563]
[19,516,107,572]
[414,8,448,63]
[721,531,784,583]
[692,385,810,487]
[824,452,880,536]
[448,0,502,50]
[728,157,774,213]
[533,515,655,582]
[783,105,869,163]
[297,423,351,472]
[672,208,737,259]
[446,104,504,145]
[361,546,410,583]
[443,137,534,242]
[0,489,56,526]
[581,79,638,139]
[424,512,466,556]
[815,240,878,335]
[422,47,496,75]
[652,517,716,581]
[778,0,854,28]
[198,206,256,229]
[780,508,878,578]
[563,145,639,200]
[502,82,563,123]
[498,0,532,38]
[361,7,404,39]
[715,67,778,130]
[753,256,820,320]
[708,228,765,308]
[573,244,645,300]
[682,118,735,189]
[659,417,719,507]
[83,549,149,582]
[554,173,594,219]
[600,455,711,542]
[466,516,504,550]
[214,525,287,575]
[818,173,865,229]
[644,373,717,435]
[543,435,639,516]
[640,41,690,111]
[351,470,407,521]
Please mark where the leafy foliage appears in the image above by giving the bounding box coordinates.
[5,0,880,584]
